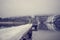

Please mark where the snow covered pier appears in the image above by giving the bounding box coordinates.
[0,24,32,40]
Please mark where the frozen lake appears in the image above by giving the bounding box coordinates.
[32,30,60,40]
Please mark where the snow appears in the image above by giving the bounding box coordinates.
[0,24,32,40]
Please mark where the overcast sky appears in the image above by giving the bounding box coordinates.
[0,0,60,17]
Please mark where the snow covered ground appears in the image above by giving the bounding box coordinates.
[0,24,32,40]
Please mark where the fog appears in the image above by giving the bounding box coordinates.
[0,0,60,17]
